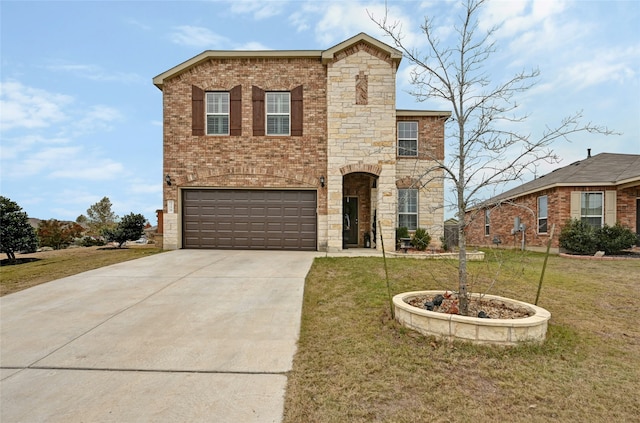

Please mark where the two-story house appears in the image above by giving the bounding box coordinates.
[153,33,450,252]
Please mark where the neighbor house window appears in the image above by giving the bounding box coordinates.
[484,209,490,236]
[398,121,418,156]
[398,189,418,230]
[537,195,548,233]
[205,92,229,135]
[581,192,603,228]
[266,92,290,135]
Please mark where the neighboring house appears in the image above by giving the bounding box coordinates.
[153,33,450,252]
[465,152,640,251]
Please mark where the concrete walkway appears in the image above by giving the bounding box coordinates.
[0,249,320,422]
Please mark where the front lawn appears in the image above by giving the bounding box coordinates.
[0,246,164,296]
[283,250,640,422]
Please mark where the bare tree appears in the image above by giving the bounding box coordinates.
[371,0,615,315]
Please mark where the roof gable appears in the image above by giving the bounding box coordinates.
[321,32,402,65]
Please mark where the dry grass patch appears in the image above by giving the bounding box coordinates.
[0,245,165,296]
[283,252,640,423]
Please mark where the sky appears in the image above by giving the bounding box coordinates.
[1,0,639,224]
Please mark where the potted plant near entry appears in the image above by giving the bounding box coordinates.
[364,232,371,248]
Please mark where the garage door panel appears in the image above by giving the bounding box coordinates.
[183,189,317,250]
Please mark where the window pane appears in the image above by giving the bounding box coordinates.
[399,214,417,230]
[581,193,602,216]
[398,121,417,138]
[267,93,289,113]
[582,216,602,228]
[538,218,548,233]
[267,116,289,135]
[398,140,417,156]
[207,116,228,135]
[538,196,548,218]
[206,93,228,114]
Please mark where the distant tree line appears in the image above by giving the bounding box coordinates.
[1,195,149,261]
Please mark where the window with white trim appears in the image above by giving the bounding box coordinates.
[537,195,548,233]
[205,92,229,135]
[398,189,418,230]
[266,92,290,135]
[398,121,418,156]
[581,192,603,228]
[484,209,490,236]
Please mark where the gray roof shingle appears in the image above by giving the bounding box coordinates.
[484,153,640,204]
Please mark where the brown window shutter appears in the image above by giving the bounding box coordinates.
[192,85,205,136]
[291,85,303,136]
[252,86,265,136]
[230,85,242,136]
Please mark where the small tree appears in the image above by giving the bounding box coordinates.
[37,219,84,250]
[85,197,118,237]
[102,213,146,248]
[372,0,615,314]
[0,196,38,261]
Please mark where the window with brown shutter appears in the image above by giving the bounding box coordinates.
[291,85,303,136]
[252,86,265,136]
[192,85,205,136]
[230,85,242,136]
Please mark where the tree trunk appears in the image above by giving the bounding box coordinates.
[458,217,469,315]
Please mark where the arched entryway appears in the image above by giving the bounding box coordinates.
[342,172,378,248]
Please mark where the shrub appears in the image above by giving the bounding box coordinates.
[440,235,449,252]
[560,219,637,255]
[559,219,598,255]
[102,213,146,248]
[412,228,431,251]
[396,227,409,250]
[77,236,106,247]
[596,223,637,255]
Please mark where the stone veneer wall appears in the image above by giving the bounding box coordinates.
[161,57,328,249]
[326,46,398,251]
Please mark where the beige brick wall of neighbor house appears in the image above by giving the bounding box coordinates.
[326,45,398,251]
[161,57,328,249]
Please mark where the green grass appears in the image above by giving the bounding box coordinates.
[0,246,165,296]
[283,250,640,422]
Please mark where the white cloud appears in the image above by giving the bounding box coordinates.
[228,0,284,20]
[235,41,269,50]
[170,25,229,48]
[45,63,143,84]
[0,80,71,131]
[49,159,125,180]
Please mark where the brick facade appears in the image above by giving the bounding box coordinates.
[155,33,449,251]
[466,185,640,251]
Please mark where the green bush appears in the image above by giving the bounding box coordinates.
[560,219,636,255]
[77,236,106,247]
[439,235,449,252]
[412,228,432,251]
[396,227,409,250]
[596,222,637,255]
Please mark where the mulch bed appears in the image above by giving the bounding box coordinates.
[406,294,534,319]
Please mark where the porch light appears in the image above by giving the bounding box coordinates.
[320,175,325,188]
[165,174,172,186]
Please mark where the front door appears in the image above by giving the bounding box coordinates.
[343,197,359,246]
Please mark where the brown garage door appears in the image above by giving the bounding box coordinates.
[183,189,317,250]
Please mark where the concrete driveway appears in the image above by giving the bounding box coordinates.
[1,249,319,422]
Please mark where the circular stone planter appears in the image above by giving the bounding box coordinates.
[393,291,551,346]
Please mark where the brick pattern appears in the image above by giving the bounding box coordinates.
[465,185,639,250]
[160,40,448,251]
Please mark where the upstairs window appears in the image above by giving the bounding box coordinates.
[266,92,290,135]
[581,192,603,228]
[206,92,229,135]
[398,121,418,156]
[537,195,548,233]
[398,189,418,230]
